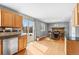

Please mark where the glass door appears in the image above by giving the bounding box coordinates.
[23,18,35,43]
[28,20,35,43]
[23,18,29,33]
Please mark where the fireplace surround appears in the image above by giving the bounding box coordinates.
[51,27,64,40]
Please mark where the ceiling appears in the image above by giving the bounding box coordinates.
[0,3,75,23]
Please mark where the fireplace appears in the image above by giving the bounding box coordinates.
[52,31,60,39]
[51,27,64,40]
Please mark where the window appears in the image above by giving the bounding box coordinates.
[23,18,34,33]
[23,19,29,33]
[40,23,45,31]
[29,20,33,33]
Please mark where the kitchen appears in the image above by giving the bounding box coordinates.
[0,3,79,55]
[0,5,27,55]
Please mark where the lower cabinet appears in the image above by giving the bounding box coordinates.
[0,40,1,55]
[0,35,27,55]
[0,39,3,55]
[67,40,75,55]
[67,40,79,55]
[23,36,27,49]
[18,35,27,52]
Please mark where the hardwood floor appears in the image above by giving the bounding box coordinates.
[6,38,79,55]
[67,40,79,55]
[16,37,65,55]
[27,37,65,55]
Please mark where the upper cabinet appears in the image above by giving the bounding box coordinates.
[0,8,23,28]
[1,9,13,27]
[73,4,79,26]
[77,4,79,13]
[15,14,22,28]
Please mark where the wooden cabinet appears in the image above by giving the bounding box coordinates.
[73,4,79,26]
[67,40,79,55]
[18,37,24,51]
[0,8,22,28]
[0,40,1,55]
[0,9,2,26]
[18,35,27,52]
[77,4,79,13]
[15,14,22,28]
[0,39,3,55]
[12,14,22,28]
[23,35,27,49]
[1,9,13,27]
[0,36,27,55]
[67,40,75,55]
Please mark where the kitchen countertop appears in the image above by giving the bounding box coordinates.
[0,32,21,39]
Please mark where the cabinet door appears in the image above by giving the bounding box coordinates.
[0,39,3,55]
[73,4,79,26]
[67,41,77,55]
[77,4,79,13]
[1,9,13,27]
[12,13,16,28]
[18,36,24,52]
[23,35,27,49]
[0,9,1,26]
[15,14,22,28]
[0,40,1,55]
[18,35,27,52]
[77,13,79,25]
[73,5,77,26]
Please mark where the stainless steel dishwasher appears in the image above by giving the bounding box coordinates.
[3,37,18,55]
